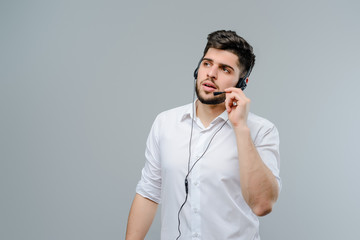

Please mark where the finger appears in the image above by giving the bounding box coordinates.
[225,93,236,112]
[228,94,249,112]
[225,94,238,111]
[225,87,241,93]
[225,95,232,112]
[226,92,239,104]
[225,87,245,97]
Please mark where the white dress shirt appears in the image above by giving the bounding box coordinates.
[136,102,281,240]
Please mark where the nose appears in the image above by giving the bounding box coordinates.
[207,65,218,79]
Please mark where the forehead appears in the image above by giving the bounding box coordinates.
[203,48,241,70]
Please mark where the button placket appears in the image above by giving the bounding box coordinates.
[189,122,207,239]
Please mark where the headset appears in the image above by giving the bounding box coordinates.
[193,58,253,91]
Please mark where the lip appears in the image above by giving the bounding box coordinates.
[202,81,217,92]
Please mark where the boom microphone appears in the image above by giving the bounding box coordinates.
[213,91,227,96]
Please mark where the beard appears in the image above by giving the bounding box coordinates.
[195,81,226,105]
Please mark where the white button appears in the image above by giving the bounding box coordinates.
[193,208,198,213]
[192,232,199,237]
[194,181,199,186]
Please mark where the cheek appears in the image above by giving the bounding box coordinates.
[222,78,239,88]
[197,68,207,79]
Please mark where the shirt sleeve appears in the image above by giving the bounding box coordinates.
[135,115,162,204]
[254,123,282,191]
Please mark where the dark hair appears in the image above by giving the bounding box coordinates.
[203,30,256,77]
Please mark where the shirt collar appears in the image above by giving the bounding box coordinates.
[179,101,196,122]
[179,100,231,126]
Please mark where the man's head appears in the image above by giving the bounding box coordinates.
[203,30,255,80]
[195,30,256,105]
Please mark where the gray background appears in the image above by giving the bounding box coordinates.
[1,0,359,239]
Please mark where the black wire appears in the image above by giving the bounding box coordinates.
[186,119,228,179]
[176,190,188,240]
[176,78,229,239]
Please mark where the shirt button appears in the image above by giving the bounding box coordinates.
[192,232,199,237]
[193,208,198,213]
[194,181,199,186]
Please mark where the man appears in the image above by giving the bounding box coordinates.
[126,30,281,240]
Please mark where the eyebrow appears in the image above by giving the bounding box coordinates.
[202,58,235,72]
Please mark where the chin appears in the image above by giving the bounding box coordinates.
[195,84,226,105]
[198,94,226,105]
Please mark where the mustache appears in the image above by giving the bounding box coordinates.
[200,78,219,89]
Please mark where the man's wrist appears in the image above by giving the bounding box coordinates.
[233,124,250,135]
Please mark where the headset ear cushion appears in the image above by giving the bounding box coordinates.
[241,84,247,91]
[237,78,247,90]
[193,67,199,79]
[236,78,243,88]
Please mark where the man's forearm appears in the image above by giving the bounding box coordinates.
[126,193,158,240]
[234,126,279,216]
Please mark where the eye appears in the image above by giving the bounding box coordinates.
[203,61,211,67]
[222,67,230,73]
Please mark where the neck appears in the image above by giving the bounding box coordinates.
[196,100,226,128]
